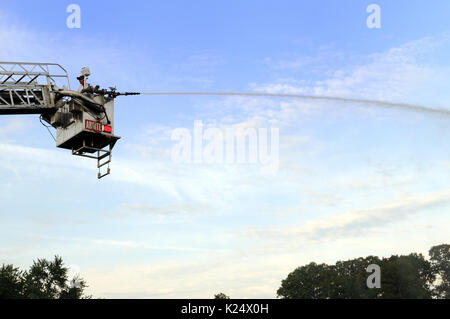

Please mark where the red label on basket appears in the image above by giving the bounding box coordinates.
[85,120,102,133]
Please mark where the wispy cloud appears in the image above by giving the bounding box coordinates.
[121,202,213,216]
[0,118,30,138]
[254,32,450,107]
[241,189,450,242]
[0,12,154,90]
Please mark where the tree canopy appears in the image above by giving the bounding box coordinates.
[0,256,89,299]
[429,244,450,299]
[214,292,231,299]
[277,244,448,299]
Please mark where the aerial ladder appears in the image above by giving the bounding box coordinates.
[0,62,137,179]
[2,62,444,180]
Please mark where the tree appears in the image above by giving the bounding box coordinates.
[429,244,450,299]
[0,264,24,299]
[277,252,435,299]
[333,256,382,298]
[0,256,89,299]
[214,292,230,299]
[380,254,433,299]
[277,262,337,299]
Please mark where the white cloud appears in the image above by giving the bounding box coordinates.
[121,202,213,216]
[254,32,450,108]
[0,12,152,90]
[82,252,291,298]
[0,142,91,173]
[0,118,30,137]
[240,189,450,243]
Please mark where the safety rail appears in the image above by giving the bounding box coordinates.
[0,62,70,114]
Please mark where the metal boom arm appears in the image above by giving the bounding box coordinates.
[0,62,70,115]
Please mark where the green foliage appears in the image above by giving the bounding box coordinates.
[0,264,24,299]
[0,256,89,299]
[380,254,433,299]
[276,263,335,299]
[214,292,230,299]
[429,244,450,299]
[277,246,445,299]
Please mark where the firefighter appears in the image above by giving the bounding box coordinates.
[77,75,93,93]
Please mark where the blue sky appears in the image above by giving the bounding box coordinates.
[1,1,450,298]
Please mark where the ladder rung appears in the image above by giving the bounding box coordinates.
[98,159,111,168]
[98,152,110,161]
[98,168,110,179]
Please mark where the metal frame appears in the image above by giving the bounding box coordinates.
[0,62,118,179]
[0,62,70,114]
[72,141,112,179]
[0,62,70,87]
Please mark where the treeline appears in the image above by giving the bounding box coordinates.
[1,244,448,299]
[277,244,449,299]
